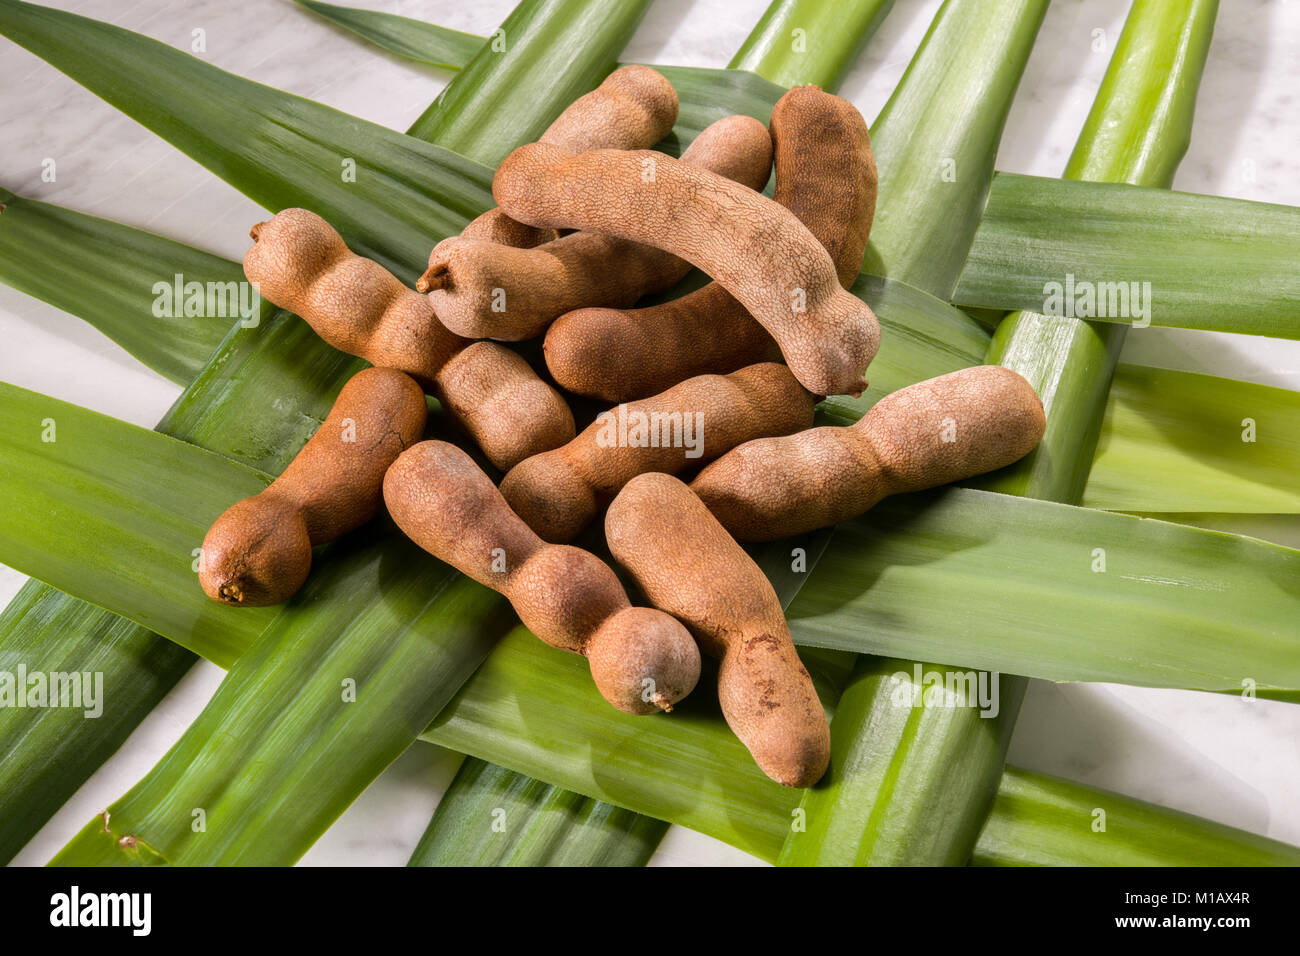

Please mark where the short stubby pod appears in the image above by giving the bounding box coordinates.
[500,363,815,543]
[383,440,700,715]
[200,367,428,606]
[692,365,1048,540]
[540,63,679,155]
[605,473,831,788]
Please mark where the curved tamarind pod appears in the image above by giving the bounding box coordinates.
[606,473,830,788]
[493,145,878,397]
[457,64,680,249]
[199,367,427,606]
[692,366,1047,541]
[384,441,700,715]
[500,363,814,544]
[243,208,573,470]
[421,114,773,341]
[544,85,877,402]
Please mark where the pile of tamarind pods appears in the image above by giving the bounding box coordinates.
[200,66,1047,788]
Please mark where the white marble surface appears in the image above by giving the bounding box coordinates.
[2,0,1298,867]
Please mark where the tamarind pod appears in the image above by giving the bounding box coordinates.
[434,342,575,473]
[691,366,1048,541]
[457,64,680,250]
[457,208,558,248]
[421,114,774,341]
[244,209,463,382]
[543,85,877,402]
[439,340,574,470]
[539,64,679,154]
[493,142,879,397]
[771,85,877,289]
[419,233,686,341]
[545,284,783,403]
[383,441,700,715]
[243,208,574,470]
[199,367,427,607]
[500,362,815,544]
[605,473,830,788]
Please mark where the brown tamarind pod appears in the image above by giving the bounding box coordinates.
[545,283,783,404]
[383,440,700,715]
[456,208,559,249]
[420,114,773,341]
[539,64,679,154]
[457,64,680,249]
[243,208,574,471]
[434,342,576,472]
[770,85,877,288]
[605,473,831,788]
[544,85,877,402]
[420,232,684,341]
[199,367,427,606]
[692,366,1047,541]
[500,363,815,544]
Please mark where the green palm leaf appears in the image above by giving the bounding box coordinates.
[0,188,245,385]
[1086,365,1300,512]
[0,0,493,276]
[422,626,1300,864]
[956,172,1300,337]
[296,0,483,69]
[729,0,896,90]
[780,0,1221,867]
[863,0,1049,295]
[0,587,193,863]
[975,767,1300,867]
[406,0,653,163]
[777,0,1052,866]
[407,757,668,867]
[49,535,507,866]
[0,383,274,666]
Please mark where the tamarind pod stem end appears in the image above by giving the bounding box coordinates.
[415,263,451,294]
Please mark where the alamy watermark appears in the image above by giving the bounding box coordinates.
[50,886,150,936]
[0,666,102,718]
[593,403,704,458]
[153,273,261,327]
[890,663,1001,718]
[1042,273,1152,328]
